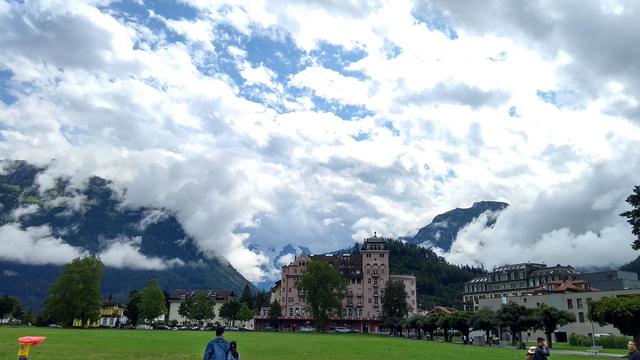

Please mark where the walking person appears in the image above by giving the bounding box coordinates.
[227,341,240,360]
[532,337,550,360]
[628,341,640,360]
[203,326,230,360]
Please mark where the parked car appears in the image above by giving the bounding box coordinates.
[135,324,153,330]
[48,324,62,328]
[227,326,240,331]
[156,325,171,330]
[334,327,353,333]
[300,326,316,332]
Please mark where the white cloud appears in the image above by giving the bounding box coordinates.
[98,236,185,270]
[1,0,640,284]
[11,205,40,220]
[0,223,86,265]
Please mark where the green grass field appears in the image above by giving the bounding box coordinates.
[0,327,607,360]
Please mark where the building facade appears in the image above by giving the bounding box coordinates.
[255,235,417,332]
[477,288,640,341]
[463,263,579,311]
[577,270,640,291]
[167,289,235,325]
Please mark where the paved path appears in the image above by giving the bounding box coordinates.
[548,349,624,358]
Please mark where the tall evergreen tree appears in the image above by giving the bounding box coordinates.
[239,284,253,308]
[124,290,141,327]
[381,280,409,335]
[253,291,271,312]
[268,300,282,329]
[621,185,640,250]
[296,260,347,330]
[43,256,104,327]
[139,280,166,324]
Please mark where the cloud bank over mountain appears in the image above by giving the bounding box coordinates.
[1,0,640,282]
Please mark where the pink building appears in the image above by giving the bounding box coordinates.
[255,234,417,333]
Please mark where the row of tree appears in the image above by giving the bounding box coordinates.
[406,303,574,348]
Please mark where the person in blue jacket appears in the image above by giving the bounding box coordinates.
[203,326,230,360]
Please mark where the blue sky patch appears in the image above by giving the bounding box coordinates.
[310,42,368,79]
[0,70,17,105]
[537,90,557,105]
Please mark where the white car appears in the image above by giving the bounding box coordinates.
[300,326,316,332]
[334,327,353,333]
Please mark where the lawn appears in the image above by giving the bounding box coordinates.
[524,342,628,355]
[0,327,604,360]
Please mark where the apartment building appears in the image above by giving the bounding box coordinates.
[463,263,579,311]
[255,234,417,332]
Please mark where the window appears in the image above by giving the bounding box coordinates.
[567,299,573,309]
[578,312,585,323]
[373,278,378,285]
[368,298,372,304]
[289,308,293,316]
[295,308,300,316]
[577,298,583,309]
[368,278,371,284]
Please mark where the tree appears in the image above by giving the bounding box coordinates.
[536,304,576,348]
[437,313,455,342]
[254,291,271,312]
[22,309,35,325]
[239,284,253,308]
[268,300,282,329]
[381,279,409,335]
[295,260,347,330]
[589,296,640,344]
[43,256,104,327]
[219,298,241,326]
[404,314,424,338]
[11,302,24,323]
[471,308,498,345]
[236,303,254,324]
[0,295,19,325]
[621,185,640,250]
[139,280,166,324]
[419,312,440,340]
[497,302,542,348]
[124,290,141,327]
[179,292,215,325]
[449,311,473,343]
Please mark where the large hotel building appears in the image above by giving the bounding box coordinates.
[255,235,417,333]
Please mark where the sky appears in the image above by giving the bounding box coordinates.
[1,0,640,283]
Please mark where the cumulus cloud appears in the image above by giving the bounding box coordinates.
[2,0,640,284]
[98,236,185,270]
[0,223,86,265]
[445,146,640,269]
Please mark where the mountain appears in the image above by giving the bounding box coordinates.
[0,160,253,311]
[407,201,509,251]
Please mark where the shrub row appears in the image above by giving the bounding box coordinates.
[568,334,629,349]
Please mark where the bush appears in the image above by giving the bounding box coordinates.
[596,336,630,349]
[569,334,630,349]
